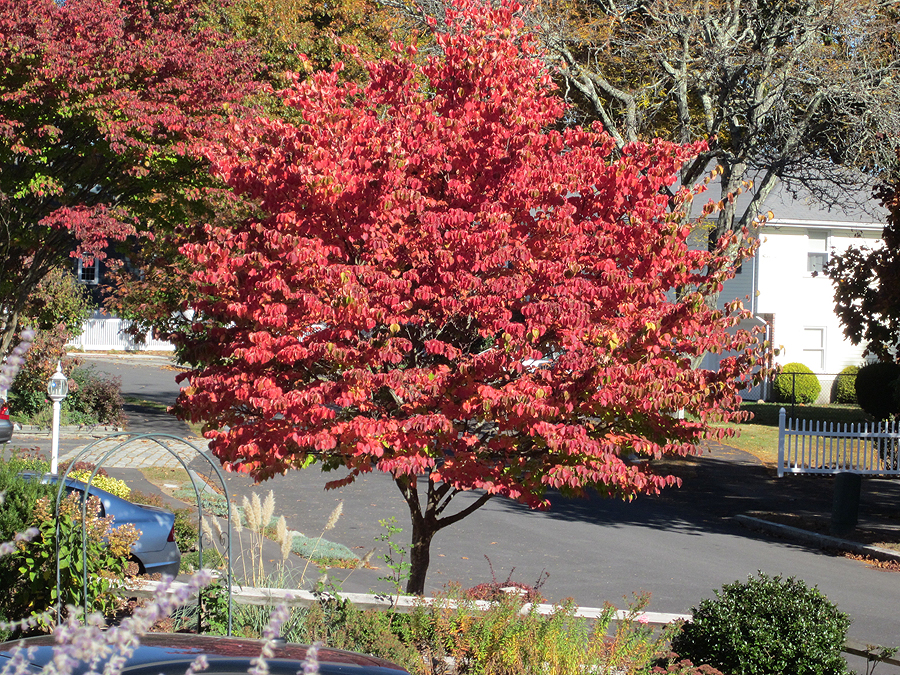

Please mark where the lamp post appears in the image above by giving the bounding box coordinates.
[47,362,68,475]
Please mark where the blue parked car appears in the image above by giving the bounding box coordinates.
[22,472,181,577]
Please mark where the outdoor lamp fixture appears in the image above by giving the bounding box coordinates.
[47,361,68,475]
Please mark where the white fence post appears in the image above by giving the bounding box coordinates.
[777,407,786,478]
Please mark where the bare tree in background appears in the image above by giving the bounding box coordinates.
[384,0,900,256]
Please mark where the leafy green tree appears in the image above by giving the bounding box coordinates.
[0,0,264,355]
[827,157,900,361]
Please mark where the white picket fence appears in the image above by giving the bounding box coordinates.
[777,407,900,477]
[67,316,175,352]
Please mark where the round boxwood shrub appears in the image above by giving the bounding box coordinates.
[833,365,859,404]
[773,363,821,404]
[672,573,850,675]
[855,361,900,420]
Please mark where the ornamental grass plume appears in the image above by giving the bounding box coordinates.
[276,516,291,561]
[200,516,214,544]
[299,501,344,587]
[246,494,262,532]
[261,490,275,530]
[211,515,225,545]
[324,501,342,532]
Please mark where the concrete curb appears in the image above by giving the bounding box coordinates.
[121,580,690,626]
[70,352,173,360]
[14,425,124,438]
[735,514,900,563]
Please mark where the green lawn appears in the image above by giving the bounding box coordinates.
[716,402,872,465]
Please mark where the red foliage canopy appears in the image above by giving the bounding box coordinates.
[0,0,263,350]
[176,0,763,536]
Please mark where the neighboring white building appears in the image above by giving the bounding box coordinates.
[705,179,885,401]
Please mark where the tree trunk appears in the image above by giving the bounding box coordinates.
[406,515,436,596]
[395,474,494,596]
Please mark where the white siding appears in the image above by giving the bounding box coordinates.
[755,226,880,374]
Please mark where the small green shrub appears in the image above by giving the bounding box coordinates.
[173,508,200,552]
[773,362,821,404]
[180,548,226,572]
[672,573,850,675]
[833,365,859,404]
[855,361,900,420]
[298,597,420,669]
[292,534,359,563]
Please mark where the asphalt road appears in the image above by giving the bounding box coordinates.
[24,354,900,667]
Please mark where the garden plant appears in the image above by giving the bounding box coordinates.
[773,363,822,405]
[672,572,850,675]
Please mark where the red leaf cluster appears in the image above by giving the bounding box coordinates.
[0,0,263,258]
[175,0,765,508]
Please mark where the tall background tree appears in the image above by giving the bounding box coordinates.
[104,0,406,339]
[827,153,900,361]
[0,0,264,355]
[173,0,766,594]
[389,0,900,270]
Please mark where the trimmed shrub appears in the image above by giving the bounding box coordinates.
[773,362,821,404]
[855,361,900,420]
[833,365,859,404]
[672,573,850,675]
[291,535,359,563]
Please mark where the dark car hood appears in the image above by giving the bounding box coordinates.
[0,633,410,674]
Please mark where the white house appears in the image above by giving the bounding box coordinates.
[704,179,885,401]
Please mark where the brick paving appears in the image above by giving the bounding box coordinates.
[59,433,209,470]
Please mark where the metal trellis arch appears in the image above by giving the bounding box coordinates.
[52,432,233,634]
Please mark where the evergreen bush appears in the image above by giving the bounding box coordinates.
[833,365,859,404]
[672,573,850,675]
[855,361,900,420]
[773,363,821,404]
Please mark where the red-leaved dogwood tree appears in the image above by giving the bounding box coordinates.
[175,0,765,594]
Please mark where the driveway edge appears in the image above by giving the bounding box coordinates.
[735,514,900,563]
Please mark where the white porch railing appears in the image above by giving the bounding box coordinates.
[777,407,900,477]
[67,316,175,352]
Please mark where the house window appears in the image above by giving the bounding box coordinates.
[802,327,825,372]
[76,258,99,285]
[807,229,829,275]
